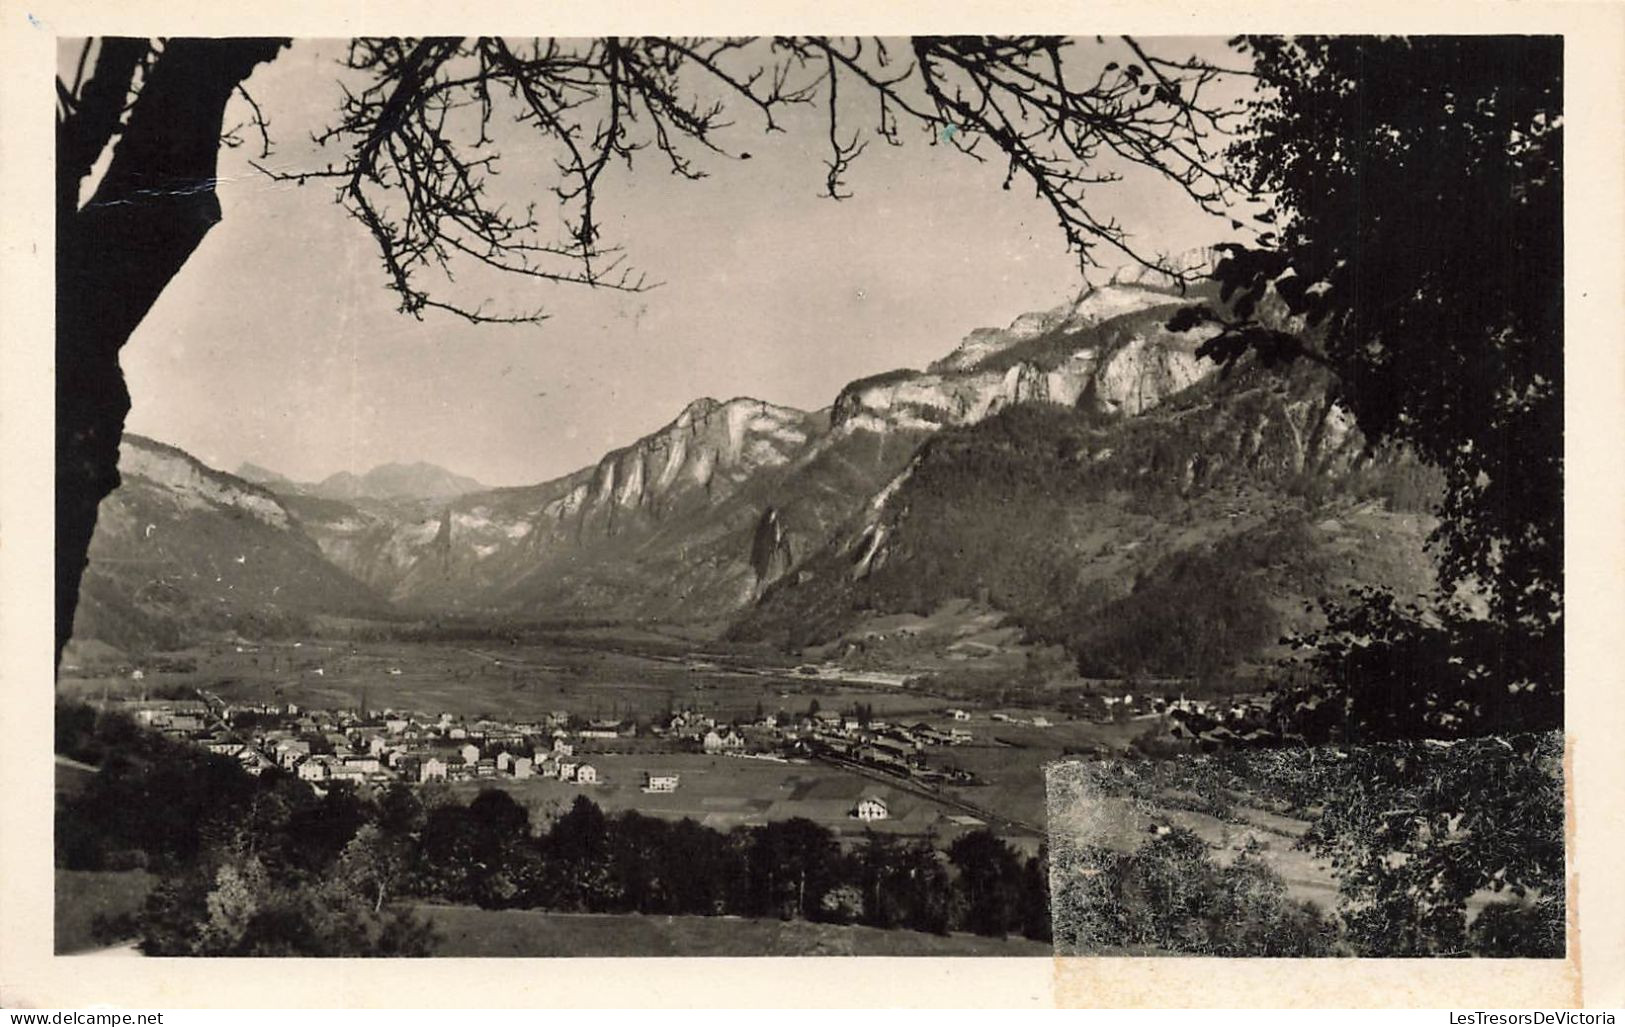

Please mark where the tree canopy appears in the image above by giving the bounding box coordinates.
[1173,35,1564,739]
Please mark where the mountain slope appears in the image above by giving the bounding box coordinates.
[77,248,1445,685]
[250,253,1433,662]
[290,397,852,616]
[70,436,390,654]
[731,358,1442,680]
[266,260,1237,623]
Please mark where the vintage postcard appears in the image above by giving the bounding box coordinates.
[2,0,1622,1010]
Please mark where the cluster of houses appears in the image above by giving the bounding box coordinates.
[1160,694,1277,748]
[95,694,623,790]
[248,707,621,788]
[788,714,979,784]
[658,704,978,781]
[100,686,1002,790]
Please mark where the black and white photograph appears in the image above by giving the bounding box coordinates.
[25,19,1599,985]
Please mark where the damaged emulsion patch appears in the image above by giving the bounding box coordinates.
[1044,735,1581,1006]
[1563,734,1583,1005]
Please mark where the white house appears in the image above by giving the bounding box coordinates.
[342,753,382,773]
[558,761,580,782]
[703,728,746,754]
[297,756,333,782]
[643,772,679,793]
[947,708,971,721]
[460,743,481,765]
[575,764,598,785]
[513,756,534,779]
[496,752,513,772]
[419,756,448,782]
[275,740,310,769]
[853,796,890,822]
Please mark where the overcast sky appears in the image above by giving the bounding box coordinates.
[114,37,1246,487]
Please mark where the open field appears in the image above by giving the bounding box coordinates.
[414,904,1052,956]
[448,752,1003,844]
[60,636,948,726]
[55,869,155,954]
[932,716,1157,829]
[1080,792,1338,908]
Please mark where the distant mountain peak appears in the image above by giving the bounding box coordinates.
[308,462,487,502]
[235,460,292,486]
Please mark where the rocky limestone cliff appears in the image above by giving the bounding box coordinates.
[308,396,829,610]
[102,237,1424,662]
[926,247,1221,375]
[119,436,293,530]
[835,360,1366,583]
[749,506,797,596]
[532,396,822,540]
[832,293,1221,435]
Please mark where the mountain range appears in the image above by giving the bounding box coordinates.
[236,460,487,502]
[70,257,1441,681]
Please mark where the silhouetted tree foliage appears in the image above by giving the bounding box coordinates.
[1172,36,1563,739]
[947,830,1029,937]
[1290,734,1566,957]
[856,832,954,934]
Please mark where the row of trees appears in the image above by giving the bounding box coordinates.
[58,702,1050,955]
[407,789,1048,940]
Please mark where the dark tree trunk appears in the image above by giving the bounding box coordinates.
[56,38,286,671]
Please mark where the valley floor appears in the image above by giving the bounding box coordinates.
[60,631,1171,845]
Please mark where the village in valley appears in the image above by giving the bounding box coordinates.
[76,631,1279,853]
